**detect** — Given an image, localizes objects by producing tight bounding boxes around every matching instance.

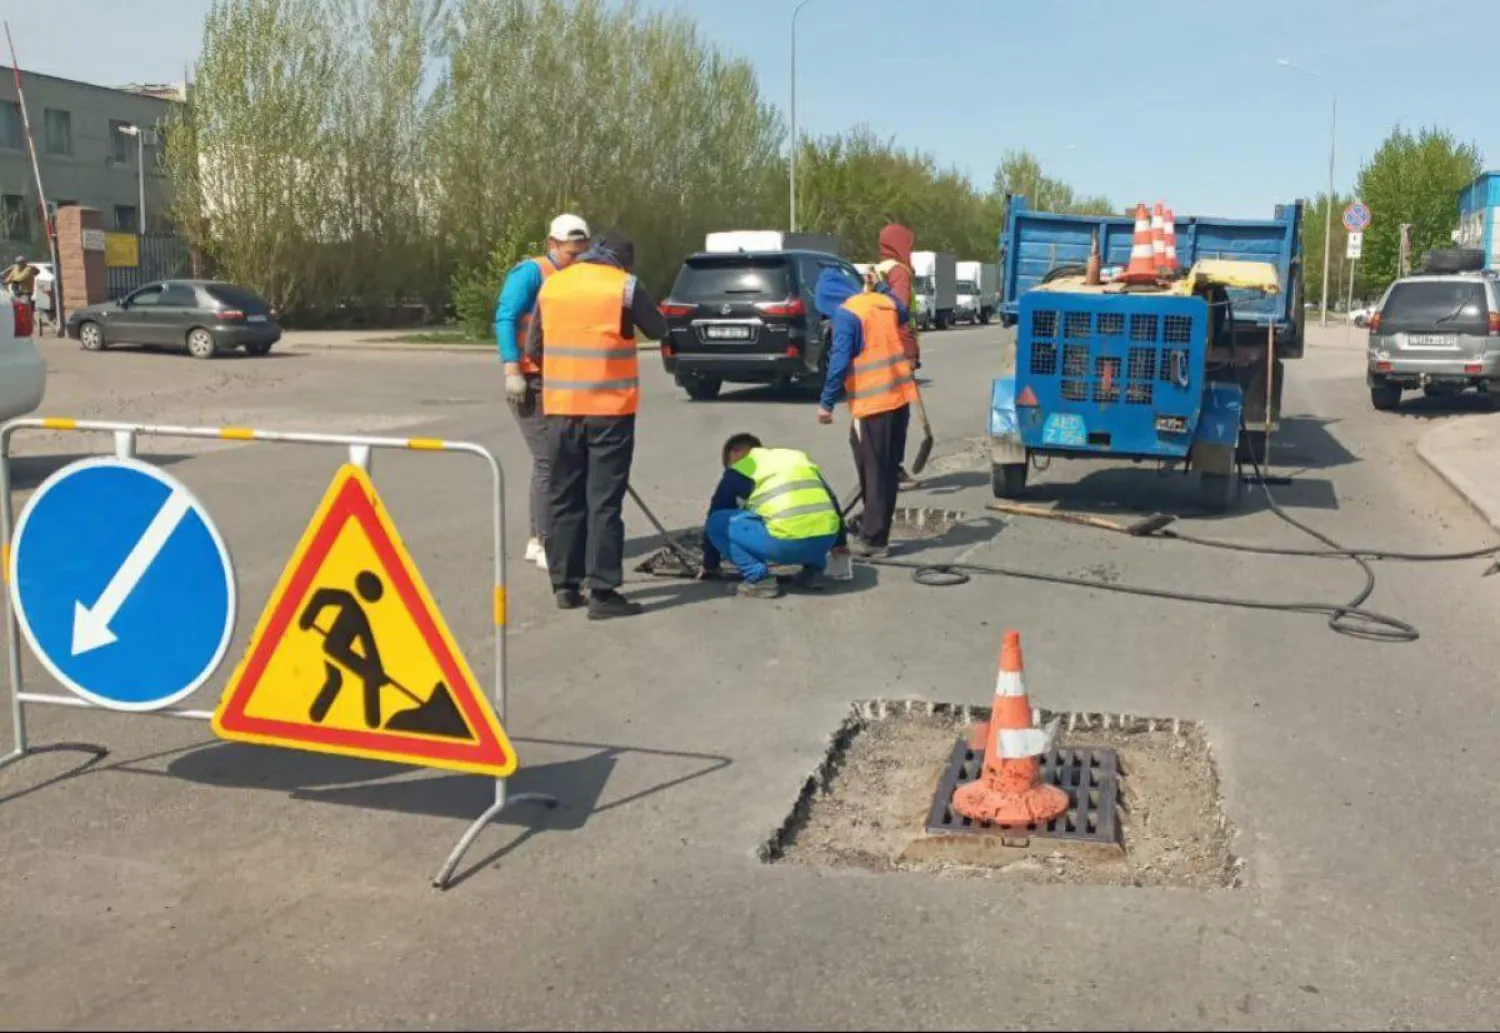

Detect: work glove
[505,373,528,402]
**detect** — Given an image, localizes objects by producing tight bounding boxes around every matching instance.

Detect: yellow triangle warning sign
[212,464,516,777]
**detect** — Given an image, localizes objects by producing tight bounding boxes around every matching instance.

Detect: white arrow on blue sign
[9,457,236,712]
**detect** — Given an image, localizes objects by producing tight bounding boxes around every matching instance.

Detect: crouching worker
[699,433,845,599]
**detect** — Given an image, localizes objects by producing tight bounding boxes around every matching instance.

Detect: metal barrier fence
[0,416,554,888]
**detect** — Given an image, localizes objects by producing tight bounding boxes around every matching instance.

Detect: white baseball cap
[548,213,590,242]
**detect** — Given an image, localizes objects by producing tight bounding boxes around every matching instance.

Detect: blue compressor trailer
[987,197,1305,510]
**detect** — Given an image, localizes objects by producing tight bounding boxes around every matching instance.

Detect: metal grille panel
[1164,314,1194,344]
[924,739,1122,845]
[1033,311,1058,338]
[1129,314,1159,342]
[1098,312,1126,336]
[1061,379,1088,402]
[1064,311,1092,339]
[1030,341,1058,376]
[1092,356,1121,403]
[1062,344,1090,377]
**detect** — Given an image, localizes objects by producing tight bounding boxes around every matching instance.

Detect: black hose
[862,458,1500,644]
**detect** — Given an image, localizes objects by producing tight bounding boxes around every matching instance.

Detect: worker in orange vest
[525,230,667,619]
[813,267,918,558]
[495,213,592,573]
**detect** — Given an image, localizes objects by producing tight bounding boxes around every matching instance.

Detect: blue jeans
[705,510,838,584]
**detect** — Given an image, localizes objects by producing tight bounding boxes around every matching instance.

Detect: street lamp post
[1276,58,1336,327]
[789,0,817,233]
[116,123,145,233]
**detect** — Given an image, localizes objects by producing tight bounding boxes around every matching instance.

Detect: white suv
[0,290,45,420]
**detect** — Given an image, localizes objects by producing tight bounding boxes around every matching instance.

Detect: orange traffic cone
[1120,203,1159,285]
[951,631,1070,826]
[1163,207,1180,275]
[1152,202,1169,275]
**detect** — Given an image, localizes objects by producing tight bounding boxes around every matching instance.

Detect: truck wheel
[991,462,1028,499]
[979,308,991,325]
[678,374,722,401]
[1370,383,1402,411]
[1199,471,1238,512]
[1236,430,1267,467]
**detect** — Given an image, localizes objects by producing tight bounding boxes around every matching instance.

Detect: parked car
[1348,304,1375,328]
[66,280,282,359]
[0,288,46,420]
[659,249,862,400]
[1366,272,1500,410]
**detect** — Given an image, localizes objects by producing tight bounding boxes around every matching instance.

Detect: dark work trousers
[546,414,636,593]
[508,375,551,540]
[848,404,910,547]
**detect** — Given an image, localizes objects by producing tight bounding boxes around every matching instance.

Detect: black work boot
[588,589,643,620]
[555,586,584,610]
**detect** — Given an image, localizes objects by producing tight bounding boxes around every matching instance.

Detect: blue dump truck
[988,197,1305,510]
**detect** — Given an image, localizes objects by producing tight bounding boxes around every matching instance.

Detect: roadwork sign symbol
[212,464,516,777]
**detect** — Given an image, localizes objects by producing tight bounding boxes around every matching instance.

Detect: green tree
[1355,126,1482,295]
[989,150,1113,216]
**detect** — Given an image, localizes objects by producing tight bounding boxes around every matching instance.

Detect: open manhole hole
[761,701,1240,888]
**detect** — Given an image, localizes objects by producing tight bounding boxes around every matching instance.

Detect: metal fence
[106,232,193,299]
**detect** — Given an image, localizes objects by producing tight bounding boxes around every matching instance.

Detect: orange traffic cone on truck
[1163,207,1180,274]
[1120,203,1159,285]
[951,631,1070,826]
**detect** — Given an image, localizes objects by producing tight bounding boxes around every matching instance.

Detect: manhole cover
[923,738,1121,847]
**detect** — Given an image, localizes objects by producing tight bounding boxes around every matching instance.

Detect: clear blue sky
[18,0,1500,218]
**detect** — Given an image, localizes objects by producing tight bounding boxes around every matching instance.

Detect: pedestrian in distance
[496,214,592,573]
[813,266,917,559]
[526,229,668,620]
[3,254,37,303]
[697,433,846,599]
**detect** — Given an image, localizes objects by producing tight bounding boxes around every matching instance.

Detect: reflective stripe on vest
[517,255,557,375]
[730,447,841,540]
[842,292,918,418]
[538,262,639,417]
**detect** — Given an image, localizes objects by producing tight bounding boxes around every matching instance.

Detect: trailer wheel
[1199,471,1238,512]
[991,462,1028,499]
[1236,429,1267,466]
[978,308,991,325]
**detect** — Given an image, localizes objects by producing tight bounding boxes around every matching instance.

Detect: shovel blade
[911,430,935,475]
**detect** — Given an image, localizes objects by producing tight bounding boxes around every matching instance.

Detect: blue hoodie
[493,253,561,365]
[814,268,908,412]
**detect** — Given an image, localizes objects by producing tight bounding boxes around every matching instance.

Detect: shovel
[626,484,701,570]
[910,380,935,475]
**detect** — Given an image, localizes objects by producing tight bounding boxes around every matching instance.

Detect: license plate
[1407,333,1456,347]
[247,314,267,323]
[704,324,751,340]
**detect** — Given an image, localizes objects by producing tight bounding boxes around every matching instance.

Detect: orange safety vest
[517,255,558,376]
[841,291,917,418]
[538,262,639,417]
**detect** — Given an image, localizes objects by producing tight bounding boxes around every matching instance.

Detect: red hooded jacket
[878,224,919,364]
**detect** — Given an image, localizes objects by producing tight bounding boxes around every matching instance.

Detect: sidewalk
[1416,414,1500,530]
[281,328,660,355]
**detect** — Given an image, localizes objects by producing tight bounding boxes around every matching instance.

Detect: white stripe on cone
[996,717,1060,759]
[994,668,1026,698]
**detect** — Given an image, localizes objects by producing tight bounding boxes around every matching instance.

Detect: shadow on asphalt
[6,452,194,492]
[1377,392,1500,420]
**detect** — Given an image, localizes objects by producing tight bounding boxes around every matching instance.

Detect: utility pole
[789,0,817,233]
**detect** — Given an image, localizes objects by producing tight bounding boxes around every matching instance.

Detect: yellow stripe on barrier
[41,417,77,430]
[407,437,445,451]
[1,543,8,585]
[219,427,257,441]
[493,585,506,626]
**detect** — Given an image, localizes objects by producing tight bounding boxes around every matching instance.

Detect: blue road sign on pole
[9,457,236,712]
[1343,202,1371,232]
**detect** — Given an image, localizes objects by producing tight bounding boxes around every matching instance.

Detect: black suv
[660,249,862,400]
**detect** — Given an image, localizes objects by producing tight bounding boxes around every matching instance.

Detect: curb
[284,338,662,356]
[1415,423,1500,532]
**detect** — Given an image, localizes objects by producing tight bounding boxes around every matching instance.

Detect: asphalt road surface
[2,323,1497,1030]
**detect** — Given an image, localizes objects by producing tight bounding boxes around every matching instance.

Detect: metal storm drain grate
[923,738,1121,847]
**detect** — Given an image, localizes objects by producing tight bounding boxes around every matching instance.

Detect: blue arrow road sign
[9,457,236,712]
